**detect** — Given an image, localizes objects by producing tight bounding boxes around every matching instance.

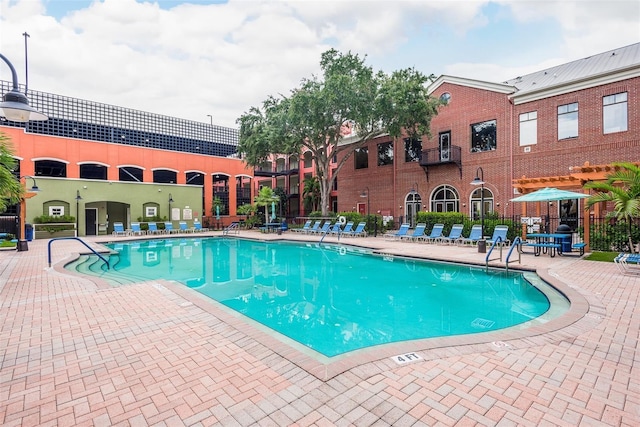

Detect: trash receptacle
[25,224,34,241]
[477,239,487,253]
[555,223,572,253]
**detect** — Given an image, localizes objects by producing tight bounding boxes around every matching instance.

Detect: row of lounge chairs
[113,221,207,236]
[384,223,510,246]
[290,220,367,237]
[614,253,640,275]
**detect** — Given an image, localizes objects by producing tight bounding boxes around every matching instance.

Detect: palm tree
[302,176,320,213]
[0,132,23,213]
[584,162,640,252]
[254,186,278,225]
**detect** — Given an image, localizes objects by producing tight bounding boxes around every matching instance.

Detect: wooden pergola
[512,161,640,253]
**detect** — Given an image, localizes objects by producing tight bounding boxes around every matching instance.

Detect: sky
[1,0,638,128]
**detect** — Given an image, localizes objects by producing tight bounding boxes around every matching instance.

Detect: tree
[302,176,321,213]
[584,162,640,252]
[0,132,22,213]
[237,49,442,216]
[254,186,278,224]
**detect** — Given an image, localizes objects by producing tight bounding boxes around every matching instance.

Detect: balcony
[254,167,300,177]
[419,145,462,180]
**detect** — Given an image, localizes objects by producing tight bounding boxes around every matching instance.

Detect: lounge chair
[344,222,366,237]
[178,221,193,233]
[305,220,322,234]
[311,221,332,235]
[400,223,426,241]
[487,225,510,246]
[164,222,178,234]
[192,221,208,232]
[291,220,312,233]
[458,224,483,246]
[420,223,445,244]
[614,253,640,275]
[341,221,354,235]
[112,222,127,237]
[130,222,145,236]
[437,224,464,245]
[384,223,410,240]
[147,222,162,235]
[329,222,343,235]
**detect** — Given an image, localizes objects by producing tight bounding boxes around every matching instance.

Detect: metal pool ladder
[48,237,110,269]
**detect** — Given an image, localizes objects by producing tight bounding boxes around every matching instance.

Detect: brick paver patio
[1,231,639,426]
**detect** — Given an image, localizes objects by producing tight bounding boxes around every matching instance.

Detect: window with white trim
[603,92,628,134]
[519,111,537,146]
[558,102,578,139]
[146,206,157,218]
[49,206,64,216]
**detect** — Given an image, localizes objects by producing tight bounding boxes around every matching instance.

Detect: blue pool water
[80,237,560,357]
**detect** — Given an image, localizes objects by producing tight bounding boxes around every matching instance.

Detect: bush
[33,214,75,224]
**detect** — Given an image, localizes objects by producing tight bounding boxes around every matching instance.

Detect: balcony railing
[419,145,462,180]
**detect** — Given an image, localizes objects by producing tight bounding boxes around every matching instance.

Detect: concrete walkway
[1,231,639,426]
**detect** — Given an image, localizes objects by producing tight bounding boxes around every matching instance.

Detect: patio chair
[340,221,354,235]
[311,221,332,235]
[437,224,464,245]
[130,222,145,236]
[419,223,445,244]
[178,221,193,233]
[487,225,510,246]
[344,222,367,237]
[400,223,426,241]
[164,222,179,234]
[384,223,410,240]
[329,222,343,235]
[191,221,208,232]
[305,220,322,234]
[147,222,162,235]
[112,222,127,237]
[614,253,640,275]
[291,220,312,233]
[458,224,483,246]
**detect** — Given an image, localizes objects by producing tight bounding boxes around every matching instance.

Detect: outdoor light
[470,167,485,240]
[168,193,174,219]
[16,175,40,252]
[0,53,48,122]
[75,190,83,237]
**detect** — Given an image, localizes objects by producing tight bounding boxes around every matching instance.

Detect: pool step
[67,253,148,286]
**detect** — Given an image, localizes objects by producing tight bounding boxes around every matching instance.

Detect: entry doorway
[85,208,97,236]
[405,192,422,227]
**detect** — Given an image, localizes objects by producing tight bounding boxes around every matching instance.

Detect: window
[377,141,393,166]
[519,112,537,146]
[79,163,107,180]
[303,152,313,168]
[35,160,67,177]
[49,206,64,216]
[404,137,421,162]
[354,147,368,169]
[119,166,143,182]
[470,188,493,220]
[153,169,177,184]
[603,92,628,134]
[470,120,497,152]
[431,185,459,212]
[145,206,157,218]
[439,92,451,104]
[558,102,578,139]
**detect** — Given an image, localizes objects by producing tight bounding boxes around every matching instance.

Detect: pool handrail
[484,236,504,268]
[48,237,110,269]
[504,237,524,271]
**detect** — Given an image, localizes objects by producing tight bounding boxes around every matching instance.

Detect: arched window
[470,187,494,219]
[431,185,460,212]
[35,159,67,177]
[404,191,422,227]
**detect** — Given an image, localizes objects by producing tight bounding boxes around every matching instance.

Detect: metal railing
[48,237,109,269]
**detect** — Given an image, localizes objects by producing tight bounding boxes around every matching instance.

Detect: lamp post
[0,53,48,122]
[360,186,376,236]
[16,176,39,252]
[168,193,174,221]
[75,190,83,237]
[470,167,486,252]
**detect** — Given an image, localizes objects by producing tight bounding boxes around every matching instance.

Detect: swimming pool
[71,237,567,357]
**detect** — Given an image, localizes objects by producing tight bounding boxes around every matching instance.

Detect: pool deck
[1,230,639,426]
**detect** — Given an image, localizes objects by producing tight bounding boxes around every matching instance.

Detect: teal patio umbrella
[510,187,589,203]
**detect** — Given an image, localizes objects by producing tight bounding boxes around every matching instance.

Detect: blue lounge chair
[292,220,312,233]
[305,220,322,234]
[112,222,127,237]
[164,222,177,234]
[400,223,426,241]
[614,253,640,275]
[329,222,343,235]
[341,221,354,234]
[178,221,193,233]
[385,223,410,240]
[420,223,445,244]
[192,221,207,232]
[459,224,483,246]
[147,222,162,235]
[437,224,464,245]
[311,221,332,235]
[344,222,366,237]
[130,222,145,236]
[487,225,510,246]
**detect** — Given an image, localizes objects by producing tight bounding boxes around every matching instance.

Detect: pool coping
[57,235,599,382]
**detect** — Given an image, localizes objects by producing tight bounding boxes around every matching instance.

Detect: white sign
[391,352,423,365]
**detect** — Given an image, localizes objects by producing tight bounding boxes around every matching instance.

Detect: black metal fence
[0,215,18,237]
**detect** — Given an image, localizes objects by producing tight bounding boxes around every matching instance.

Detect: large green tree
[584,162,640,252]
[0,132,22,213]
[237,49,441,216]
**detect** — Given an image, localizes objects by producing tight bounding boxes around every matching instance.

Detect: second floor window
[558,102,578,139]
[354,147,368,169]
[404,137,421,162]
[519,111,537,146]
[377,142,393,166]
[603,92,628,134]
[470,120,497,153]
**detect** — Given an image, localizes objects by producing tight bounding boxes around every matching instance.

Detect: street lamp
[75,190,83,237]
[470,167,485,237]
[168,193,174,221]
[0,53,48,122]
[16,176,39,252]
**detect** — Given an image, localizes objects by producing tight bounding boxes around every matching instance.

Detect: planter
[35,229,76,239]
